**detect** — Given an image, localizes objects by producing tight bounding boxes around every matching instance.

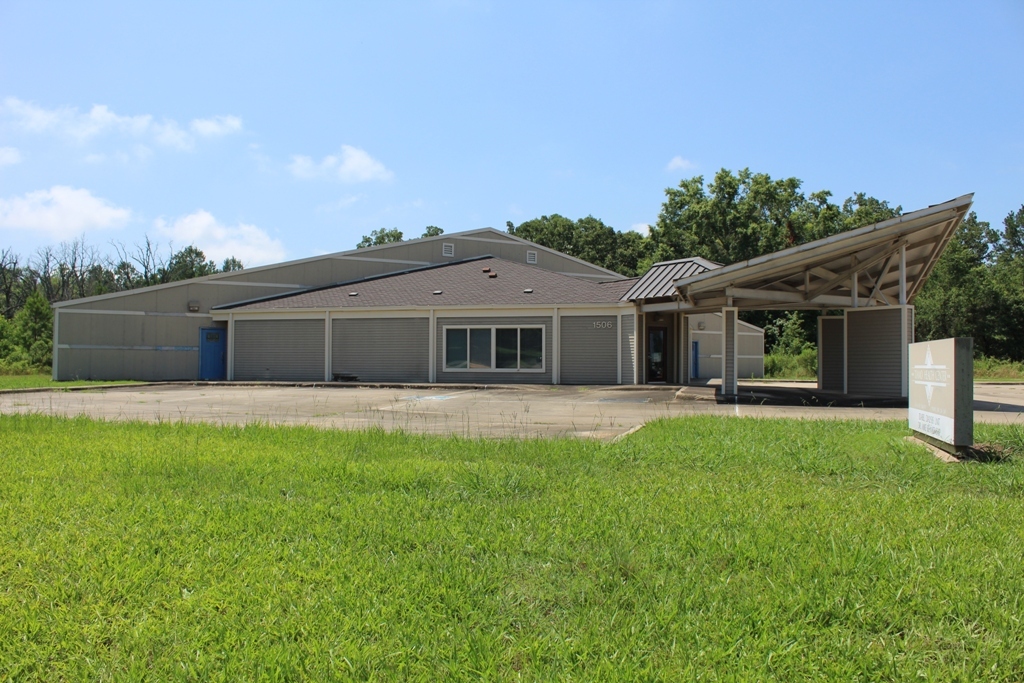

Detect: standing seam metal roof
[622,258,719,301]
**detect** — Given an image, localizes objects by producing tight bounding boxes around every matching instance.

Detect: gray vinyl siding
[332,318,429,382]
[723,309,737,392]
[436,316,552,384]
[234,319,325,381]
[738,358,763,379]
[818,317,845,391]
[846,308,903,397]
[559,315,618,385]
[678,316,689,384]
[621,314,636,385]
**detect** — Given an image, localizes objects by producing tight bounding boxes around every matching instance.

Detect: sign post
[908,337,973,453]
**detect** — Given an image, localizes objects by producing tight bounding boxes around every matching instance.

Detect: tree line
[0,239,242,371]
[505,169,1024,362]
[2,168,1021,372]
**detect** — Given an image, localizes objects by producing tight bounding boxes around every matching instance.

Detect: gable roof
[54,227,622,309]
[622,257,719,301]
[219,257,634,311]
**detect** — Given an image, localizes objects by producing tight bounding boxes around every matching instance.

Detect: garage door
[234,319,324,381]
[332,318,429,382]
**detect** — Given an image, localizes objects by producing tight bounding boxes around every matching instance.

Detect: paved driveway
[1,383,1022,439]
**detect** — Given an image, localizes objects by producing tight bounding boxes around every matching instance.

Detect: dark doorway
[647,326,667,382]
[199,327,227,380]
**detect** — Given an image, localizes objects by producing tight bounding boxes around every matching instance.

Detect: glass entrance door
[647,326,667,382]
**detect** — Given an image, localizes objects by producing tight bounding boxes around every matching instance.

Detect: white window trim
[442,325,546,373]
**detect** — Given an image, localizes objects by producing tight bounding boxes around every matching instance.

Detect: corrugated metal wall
[621,314,636,385]
[436,316,552,384]
[332,317,429,383]
[234,319,325,381]
[818,317,845,391]
[559,315,618,385]
[846,308,903,397]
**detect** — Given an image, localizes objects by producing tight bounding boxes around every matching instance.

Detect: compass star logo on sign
[913,343,948,407]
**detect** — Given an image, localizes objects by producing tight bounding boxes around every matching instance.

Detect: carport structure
[638,194,974,399]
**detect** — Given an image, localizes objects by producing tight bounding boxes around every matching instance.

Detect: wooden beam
[867,250,899,304]
[805,239,908,301]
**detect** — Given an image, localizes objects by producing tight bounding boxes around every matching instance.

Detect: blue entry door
[199,327,227,380]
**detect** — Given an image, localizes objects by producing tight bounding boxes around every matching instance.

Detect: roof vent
[526,251,538,264]
[523,288,533,294]
[482,267,491,273]
[442,243,455,257]
[488,272,497,279]
[433,290,443,295]
[348,292,358,297]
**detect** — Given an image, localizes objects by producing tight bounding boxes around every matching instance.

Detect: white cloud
[0,147,21,166]
[666,156,697,172]
[1,97,241,151]
[155,210,285,267]
[0,186,131,240]
[316,194,363,212]
[191,115,243,137]
[630,223,651,236]
[288,145,394,182]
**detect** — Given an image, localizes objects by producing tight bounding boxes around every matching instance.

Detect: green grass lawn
[0,373,142,390]
[1,415,1023,681]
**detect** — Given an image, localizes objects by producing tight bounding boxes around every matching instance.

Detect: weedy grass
[974,357,1024,381]
[0,373,142,390]
[1,415,1023,681]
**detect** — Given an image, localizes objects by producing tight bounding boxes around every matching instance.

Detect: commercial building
[55,193,971,397]
[53,228,761,385]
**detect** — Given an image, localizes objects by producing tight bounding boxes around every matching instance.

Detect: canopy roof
[642,194,973,314]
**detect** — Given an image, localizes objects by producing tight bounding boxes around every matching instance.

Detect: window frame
[442,325,546,373]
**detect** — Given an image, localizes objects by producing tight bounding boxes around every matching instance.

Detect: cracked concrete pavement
[2,382,1022,439]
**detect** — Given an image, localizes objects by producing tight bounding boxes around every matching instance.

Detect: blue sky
[1,1,1022,266]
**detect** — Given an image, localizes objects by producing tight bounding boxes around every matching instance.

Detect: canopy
[639,194,973,314]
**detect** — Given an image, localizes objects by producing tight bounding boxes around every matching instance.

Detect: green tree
[357,228,404,248]
[12,289,53,367]
[507,215,650,276]
[422,226,443,238]
[913,212,1003,356]
[221,257,245,272]
[160,246,218,282]
[650,168,806,266]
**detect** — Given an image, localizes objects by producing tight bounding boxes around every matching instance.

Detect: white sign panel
[908,338,973,447]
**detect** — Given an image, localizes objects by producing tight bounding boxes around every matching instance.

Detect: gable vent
[442,243,455,257]
[526,250,538,264]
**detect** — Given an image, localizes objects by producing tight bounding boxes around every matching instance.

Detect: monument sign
[908,337,973,450]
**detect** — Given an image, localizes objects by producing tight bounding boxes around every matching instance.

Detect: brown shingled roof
[224,257,634,310]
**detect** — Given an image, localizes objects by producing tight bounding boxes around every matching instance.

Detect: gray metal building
[52,229,625,382]
[52,193,970,398]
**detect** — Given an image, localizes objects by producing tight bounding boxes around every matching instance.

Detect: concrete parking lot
[2,382,1022,439]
